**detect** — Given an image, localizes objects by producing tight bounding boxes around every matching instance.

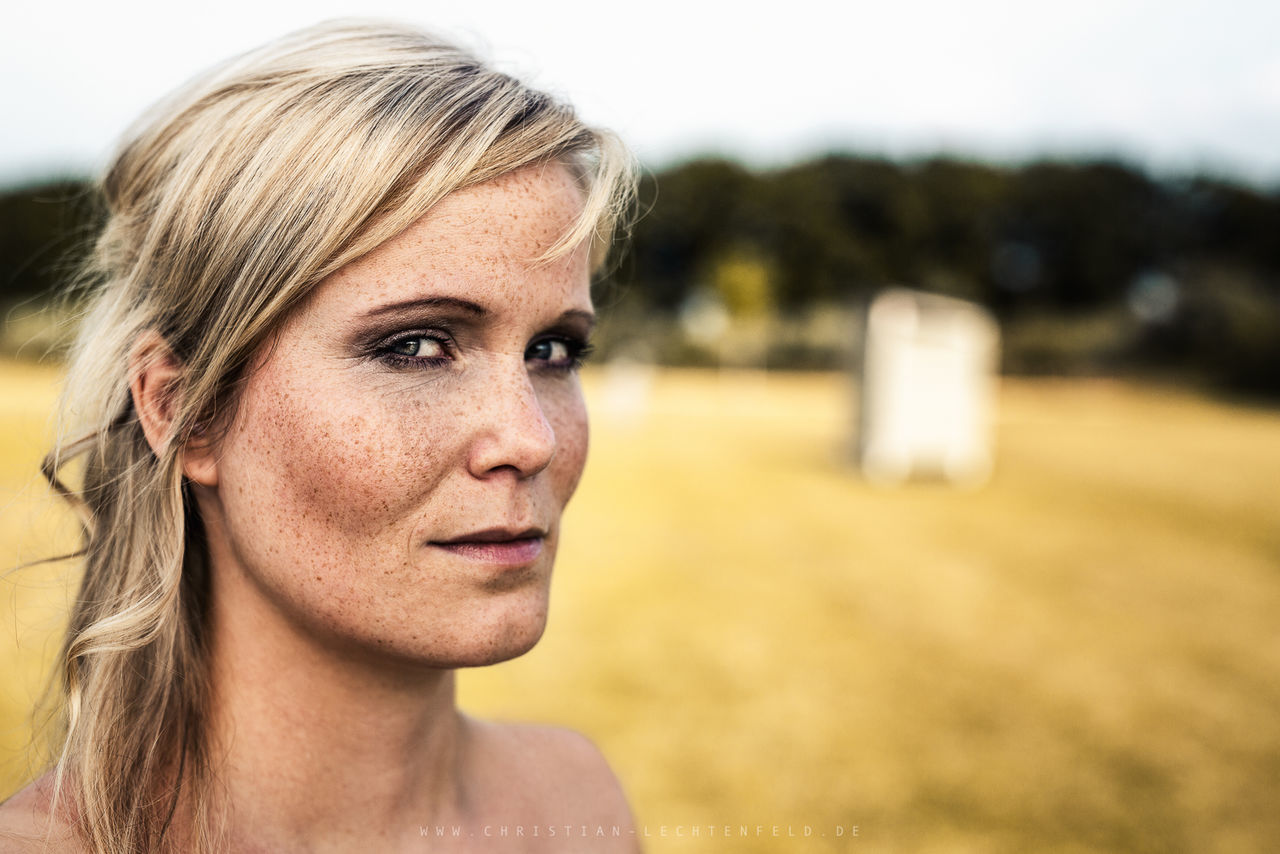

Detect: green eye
[389,336,445,358]
[391,339,421,356]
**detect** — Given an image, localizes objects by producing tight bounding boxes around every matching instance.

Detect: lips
[429,526,546,565]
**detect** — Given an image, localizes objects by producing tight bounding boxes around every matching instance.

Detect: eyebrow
[363,296,488,318]
[361,296,596,329]
[556,308,598,330]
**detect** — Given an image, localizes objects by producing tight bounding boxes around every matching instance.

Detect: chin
[405,589,552,669]
[439,616,548,668]
[456,629,546,667]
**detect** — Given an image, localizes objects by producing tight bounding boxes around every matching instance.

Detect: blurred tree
[763,155,905,309]
[908,158,1008,304]
[1180,179,1280,282]
[0,179,100,301]
[995,161,1179,313]
[625,158,756,311]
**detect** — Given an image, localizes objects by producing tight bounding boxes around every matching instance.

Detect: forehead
[325,163,590,308]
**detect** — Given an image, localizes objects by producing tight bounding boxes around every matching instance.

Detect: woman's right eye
[389,336,443,357]
[378,334,451,366]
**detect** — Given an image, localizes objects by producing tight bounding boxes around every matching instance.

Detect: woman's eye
[380,335,449,363]
[527,337,591,370]
[529,339,568,362]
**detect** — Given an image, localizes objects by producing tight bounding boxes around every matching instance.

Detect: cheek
[548,384,590,503]
[216,369,456,576]
[214,362,589,584]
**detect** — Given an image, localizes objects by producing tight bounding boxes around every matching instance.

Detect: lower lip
[431,537,544,566]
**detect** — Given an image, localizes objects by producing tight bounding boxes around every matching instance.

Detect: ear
[128,331,219,487]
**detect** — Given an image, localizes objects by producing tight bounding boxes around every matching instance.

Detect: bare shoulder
[0,776,85,853]
[464,717,639,851]
[497,721,630,804]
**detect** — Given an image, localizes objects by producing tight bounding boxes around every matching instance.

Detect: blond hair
[39,19,635,853]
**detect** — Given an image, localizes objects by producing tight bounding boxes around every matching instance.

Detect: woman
[0,19,638,853]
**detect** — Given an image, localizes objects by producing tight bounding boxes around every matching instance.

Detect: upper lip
[432,526,546,545]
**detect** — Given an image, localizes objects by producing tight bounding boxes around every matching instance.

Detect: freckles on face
[204,163,594,666]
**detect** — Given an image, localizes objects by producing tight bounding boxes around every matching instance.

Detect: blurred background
[2,1,1278,851]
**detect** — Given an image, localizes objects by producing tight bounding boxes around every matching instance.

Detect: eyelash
[374,332,593,373]
[376,333,453,369]
[528,337,594,372]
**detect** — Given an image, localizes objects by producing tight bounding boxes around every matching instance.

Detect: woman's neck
[201,565,471,853]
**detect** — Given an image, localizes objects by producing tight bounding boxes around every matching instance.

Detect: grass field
[2,361,1278,852]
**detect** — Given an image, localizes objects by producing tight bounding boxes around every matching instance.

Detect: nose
[466,365,556,480]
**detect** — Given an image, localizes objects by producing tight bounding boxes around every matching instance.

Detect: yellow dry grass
[2,361,1278,853]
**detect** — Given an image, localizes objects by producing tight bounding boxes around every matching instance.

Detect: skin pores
[190,163,593,670]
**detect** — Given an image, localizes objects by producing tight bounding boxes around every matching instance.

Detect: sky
[4,0,1280,187]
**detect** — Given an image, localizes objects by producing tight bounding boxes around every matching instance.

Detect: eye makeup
[351,306,595,374]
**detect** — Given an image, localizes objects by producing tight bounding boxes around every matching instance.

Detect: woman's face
[196,163,593,667]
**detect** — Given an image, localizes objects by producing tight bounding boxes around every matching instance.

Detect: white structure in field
[857,288,999,485]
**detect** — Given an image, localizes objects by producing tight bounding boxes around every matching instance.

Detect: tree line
[2,156,1278,395]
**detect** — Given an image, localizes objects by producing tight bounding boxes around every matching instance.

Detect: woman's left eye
[526,337,591,370]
